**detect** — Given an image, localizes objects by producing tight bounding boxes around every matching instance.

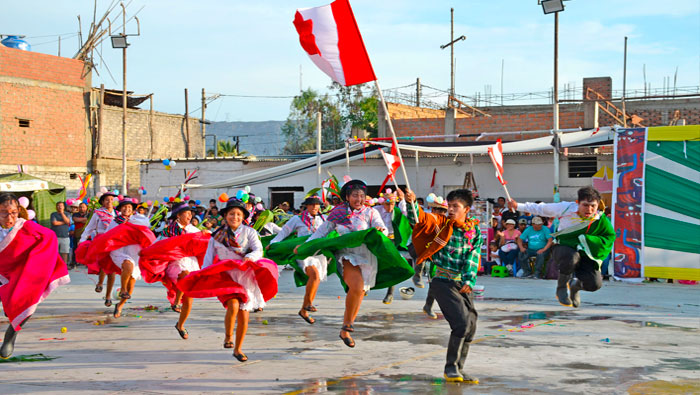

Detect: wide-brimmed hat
[116,198,138,211]
[428,200,448,209]
[532,216,544,225]
[303,196,322,206]
[339,180,367,201]
[220,198,250,219]
[505,219,516,225]
[169,202,196,220]
[98,192,118,205]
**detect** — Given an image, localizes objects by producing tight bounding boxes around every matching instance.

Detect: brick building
[0,45,204,196]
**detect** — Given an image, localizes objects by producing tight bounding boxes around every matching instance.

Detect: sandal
[171,304,182,313]
[113,305,122,318]
[119,292,131,300]
[104,299,112,307]
[95,284,103,293]
[339,333,355,348]
[341,324,354,333]
[304,305,317,312]
[175,324,188,339]
[223,341,234,349]
[298,311,315,325]
[253,308,263,313]
[233,352,248,362]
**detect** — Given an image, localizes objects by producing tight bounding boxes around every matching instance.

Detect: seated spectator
[206,207,222,226]
[483,241,501,275]
[518,211,533,226]
[202,217,215,233]
[517,218,528,233]
[498,219,521,275]
[517,216,553,278]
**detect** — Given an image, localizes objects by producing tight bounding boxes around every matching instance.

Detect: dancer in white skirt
[106,198,153,318]
[298,180,387,348]
[269,196,327,324]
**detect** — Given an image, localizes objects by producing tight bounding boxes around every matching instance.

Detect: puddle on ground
[620,320,698,332]
[660,358,700,371]
[363,333,446,346]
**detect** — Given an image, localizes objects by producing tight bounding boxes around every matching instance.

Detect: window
[568,157,597,178]
[18,119,30,128]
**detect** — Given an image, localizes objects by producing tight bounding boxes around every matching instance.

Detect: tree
[207,140,249,157]
[281,83,378,154]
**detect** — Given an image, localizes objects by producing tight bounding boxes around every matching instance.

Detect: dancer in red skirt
[179,197,278,362]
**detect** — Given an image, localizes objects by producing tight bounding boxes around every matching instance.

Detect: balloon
[343,175,352,183]
[113,189,120,195]
[195,200,201,205]
[174,197,181,203]
[218,193,229,203]
[165,165,172,171]
[18,196,29,208]
[426,195,435,204]
[162,159,170,166]
[142,190,147,195]
[241,192,249,203]
[235,190,244,200]
[184,195,190,201]
[83,198,88,204]
[436,196,444,204]
[377,198,385,204]
[255,203,263,211]
[244,186,251,193]
[254,197,262,203]
[154,201,160,206]
[386,188,392,194]
[146,200,152,205]
[170,161,177,167]
[132,198,139,204]
[100,186,108,193]
[26,209,36,220]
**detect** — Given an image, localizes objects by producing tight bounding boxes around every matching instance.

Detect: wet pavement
[1,267,699,394]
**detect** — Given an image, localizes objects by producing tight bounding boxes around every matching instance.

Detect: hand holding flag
[488,139,515,212]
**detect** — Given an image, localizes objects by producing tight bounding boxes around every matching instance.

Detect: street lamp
[539,0,565,199]
[109,2,140,196]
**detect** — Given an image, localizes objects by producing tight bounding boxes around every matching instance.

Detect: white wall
[139,153,612,208]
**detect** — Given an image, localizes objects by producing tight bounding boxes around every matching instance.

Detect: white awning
[0,179,51,192]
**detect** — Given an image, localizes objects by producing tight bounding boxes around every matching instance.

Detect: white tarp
[183,128,613,190]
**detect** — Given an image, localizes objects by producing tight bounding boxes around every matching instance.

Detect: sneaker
[382,294,393,305]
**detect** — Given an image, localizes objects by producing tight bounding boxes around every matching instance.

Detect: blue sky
[4,0,699,121]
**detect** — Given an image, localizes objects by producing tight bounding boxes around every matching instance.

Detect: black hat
[169,202,196,220]
[220,198,250,219]
[303,196,322,206]
[116,198,138,211]
[339,180,367,201]
[98,192,118,205]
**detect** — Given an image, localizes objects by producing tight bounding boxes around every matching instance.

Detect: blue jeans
[498,248,518,268]
[518,249,547,277]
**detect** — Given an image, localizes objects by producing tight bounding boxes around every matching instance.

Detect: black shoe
[444,335,465,382]
[412,273,425,288]
[556,274,572,306]
[569,278,583,308]
[423,304,438,319]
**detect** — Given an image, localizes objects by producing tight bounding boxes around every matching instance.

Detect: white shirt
[202,225,263,268]
[79,208,116,242]
[307,205,388,242]
[270,213,326,243]
[517,201,599,233]
[374,200,407,236]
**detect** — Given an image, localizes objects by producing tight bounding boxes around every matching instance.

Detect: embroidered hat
[339,179,367,201]
[98,192,118,205]
[220,198,250,219]
[302,196,323,206]
[116,198,138,211]
[169,202,196,220]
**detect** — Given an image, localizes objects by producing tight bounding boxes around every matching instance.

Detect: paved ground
[1,267,699,394]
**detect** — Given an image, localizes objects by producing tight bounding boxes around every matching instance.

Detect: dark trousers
[430,278,478,341]
[552,245,603,292]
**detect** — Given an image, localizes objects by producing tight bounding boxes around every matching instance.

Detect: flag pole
[374,79,418,222]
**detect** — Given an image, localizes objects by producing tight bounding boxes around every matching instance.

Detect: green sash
[391,209,413,251]
[553,213,615,266]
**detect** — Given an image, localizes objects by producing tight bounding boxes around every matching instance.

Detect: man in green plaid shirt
[404,188,481,384]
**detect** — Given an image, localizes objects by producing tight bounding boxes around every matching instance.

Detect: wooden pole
[374,80,417,222]
[97,84,104,159]
[184,88,190,157]
[201,88,207,157]
[149,94,154,159]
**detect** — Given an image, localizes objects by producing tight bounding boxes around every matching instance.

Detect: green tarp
[0,173,66,228]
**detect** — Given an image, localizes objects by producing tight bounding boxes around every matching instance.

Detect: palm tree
[206,140,249,157]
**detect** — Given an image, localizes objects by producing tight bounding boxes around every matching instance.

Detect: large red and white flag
[487,139,507,185]
[293,0,376,86]
[378,142,401,191]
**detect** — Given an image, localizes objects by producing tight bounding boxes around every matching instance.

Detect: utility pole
[440,8,466,100]
[201,88,207,157]
[416,77,421,107]
[316,112,322,186]
[121,6,127,195]
[552,11,560,198]
[184,88,190,157]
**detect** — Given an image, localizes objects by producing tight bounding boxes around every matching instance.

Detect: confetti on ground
[39,338,66,341]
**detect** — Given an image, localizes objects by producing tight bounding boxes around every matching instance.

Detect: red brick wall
[583,77,612,99]
[0,46,85,87]
[0,46,87,167]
